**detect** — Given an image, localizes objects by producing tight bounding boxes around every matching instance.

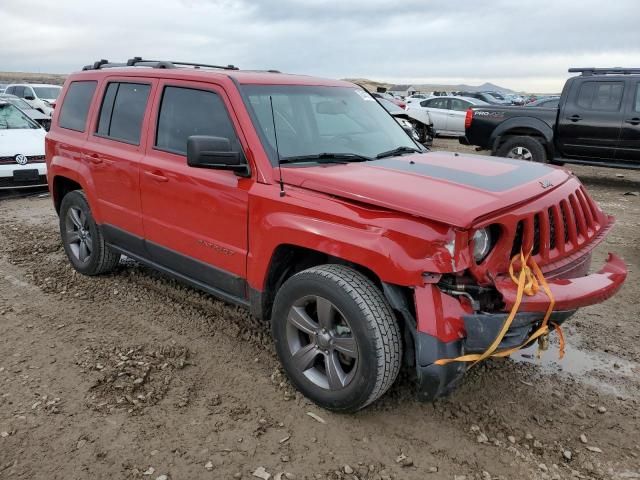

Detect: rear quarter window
[58,81,98,132]
[96,82,150,145]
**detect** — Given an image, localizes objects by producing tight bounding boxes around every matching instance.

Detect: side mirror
[24,95,35,101]
[187,136,249,175]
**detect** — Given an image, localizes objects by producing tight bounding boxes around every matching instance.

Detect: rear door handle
[83,153,102,164]
[144,170,168,182]
[567,114,582,122]
[625,117,640,125]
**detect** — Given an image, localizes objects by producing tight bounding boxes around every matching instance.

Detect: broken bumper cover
[412,253,627,401]
[494,253,627,312]
[462,309,575,353]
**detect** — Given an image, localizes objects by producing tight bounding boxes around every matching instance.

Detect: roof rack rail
[569,67,640,76]
[82,57,239,71]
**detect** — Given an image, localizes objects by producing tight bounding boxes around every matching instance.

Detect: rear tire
[59,190,120,276]
[271,265,402,412]
[496,135,547,163]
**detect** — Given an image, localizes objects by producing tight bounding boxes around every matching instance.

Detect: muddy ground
[0,138,638,480]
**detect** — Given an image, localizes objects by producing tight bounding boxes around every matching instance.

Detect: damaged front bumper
[410,253,627,401]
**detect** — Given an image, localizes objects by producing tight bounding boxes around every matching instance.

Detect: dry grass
[0,71,66,85]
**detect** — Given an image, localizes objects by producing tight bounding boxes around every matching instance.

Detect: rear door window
[96,82,150,144]
[576,81,624,111]
[155,86,240,155]
[59,81,97,132]
[423,98,449,109]
[634,83,640,113]
[449,98,470,111]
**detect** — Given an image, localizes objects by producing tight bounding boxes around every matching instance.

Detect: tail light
[464,108,473,129]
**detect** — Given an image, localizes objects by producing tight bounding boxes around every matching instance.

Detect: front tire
[59,190,120,276]
[271,265,402,412]
[496,135,547,163]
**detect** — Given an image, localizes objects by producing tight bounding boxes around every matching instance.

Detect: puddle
[511,338,640,396]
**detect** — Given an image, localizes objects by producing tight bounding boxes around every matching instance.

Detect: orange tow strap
[435,248,562,367]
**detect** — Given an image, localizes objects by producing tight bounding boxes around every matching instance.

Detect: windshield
[0,103,40,129]
[377,98,405,114]
[2,96,32,110]
[241,85,417,165]
[32,86,61,99]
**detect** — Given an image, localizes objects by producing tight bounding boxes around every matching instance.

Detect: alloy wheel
[507,146,533,161]
[65,206,93,263]
[285,295,358,390]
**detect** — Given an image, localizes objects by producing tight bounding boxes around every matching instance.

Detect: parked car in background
[378,97,434,146]
[504,93,525,105]
[405,93,430,105]
[407,95,488,136]
[461,67,640,169]
[4,83,62,116]
[0,83,8,94]
[458,91,511,105]
[0,94,52,130]
[0,100,47,189]
[526,96,561,108]
[372,92,406,109]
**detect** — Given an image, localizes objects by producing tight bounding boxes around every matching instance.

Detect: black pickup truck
[461,68,640,169]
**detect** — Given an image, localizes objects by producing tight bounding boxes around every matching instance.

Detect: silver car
[406,96,488,136]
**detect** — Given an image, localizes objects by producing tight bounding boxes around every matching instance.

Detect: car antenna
[269,95,285,197]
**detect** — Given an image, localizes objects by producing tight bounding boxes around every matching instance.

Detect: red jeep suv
[46,58,627,412]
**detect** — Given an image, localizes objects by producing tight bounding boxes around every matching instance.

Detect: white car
[0,100,47,189]
[4,83,62,117]
[406,95,489,136]
[405,93,431,105]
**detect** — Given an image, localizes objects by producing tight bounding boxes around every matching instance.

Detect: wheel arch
[490,118,555,158]
[52,175,83,213]
[251,243,417,368]
[251,243,386,321]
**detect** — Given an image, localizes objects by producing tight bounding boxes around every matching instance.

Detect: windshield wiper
[279,152,371,164]
[375,146,421,159]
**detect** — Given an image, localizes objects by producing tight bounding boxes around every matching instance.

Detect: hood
[391,109,431,127]
[280,151,570,228]
[23,108,49,120]
[0,128,46,157]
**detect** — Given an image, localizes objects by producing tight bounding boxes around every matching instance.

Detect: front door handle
[625,117,640,125]
[568,114,582,122]
[144,170,168,183]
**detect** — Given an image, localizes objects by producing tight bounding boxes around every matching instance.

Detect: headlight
[472,228,493,263]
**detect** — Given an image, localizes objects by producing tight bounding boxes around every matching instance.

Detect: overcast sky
[3,0,640,92]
